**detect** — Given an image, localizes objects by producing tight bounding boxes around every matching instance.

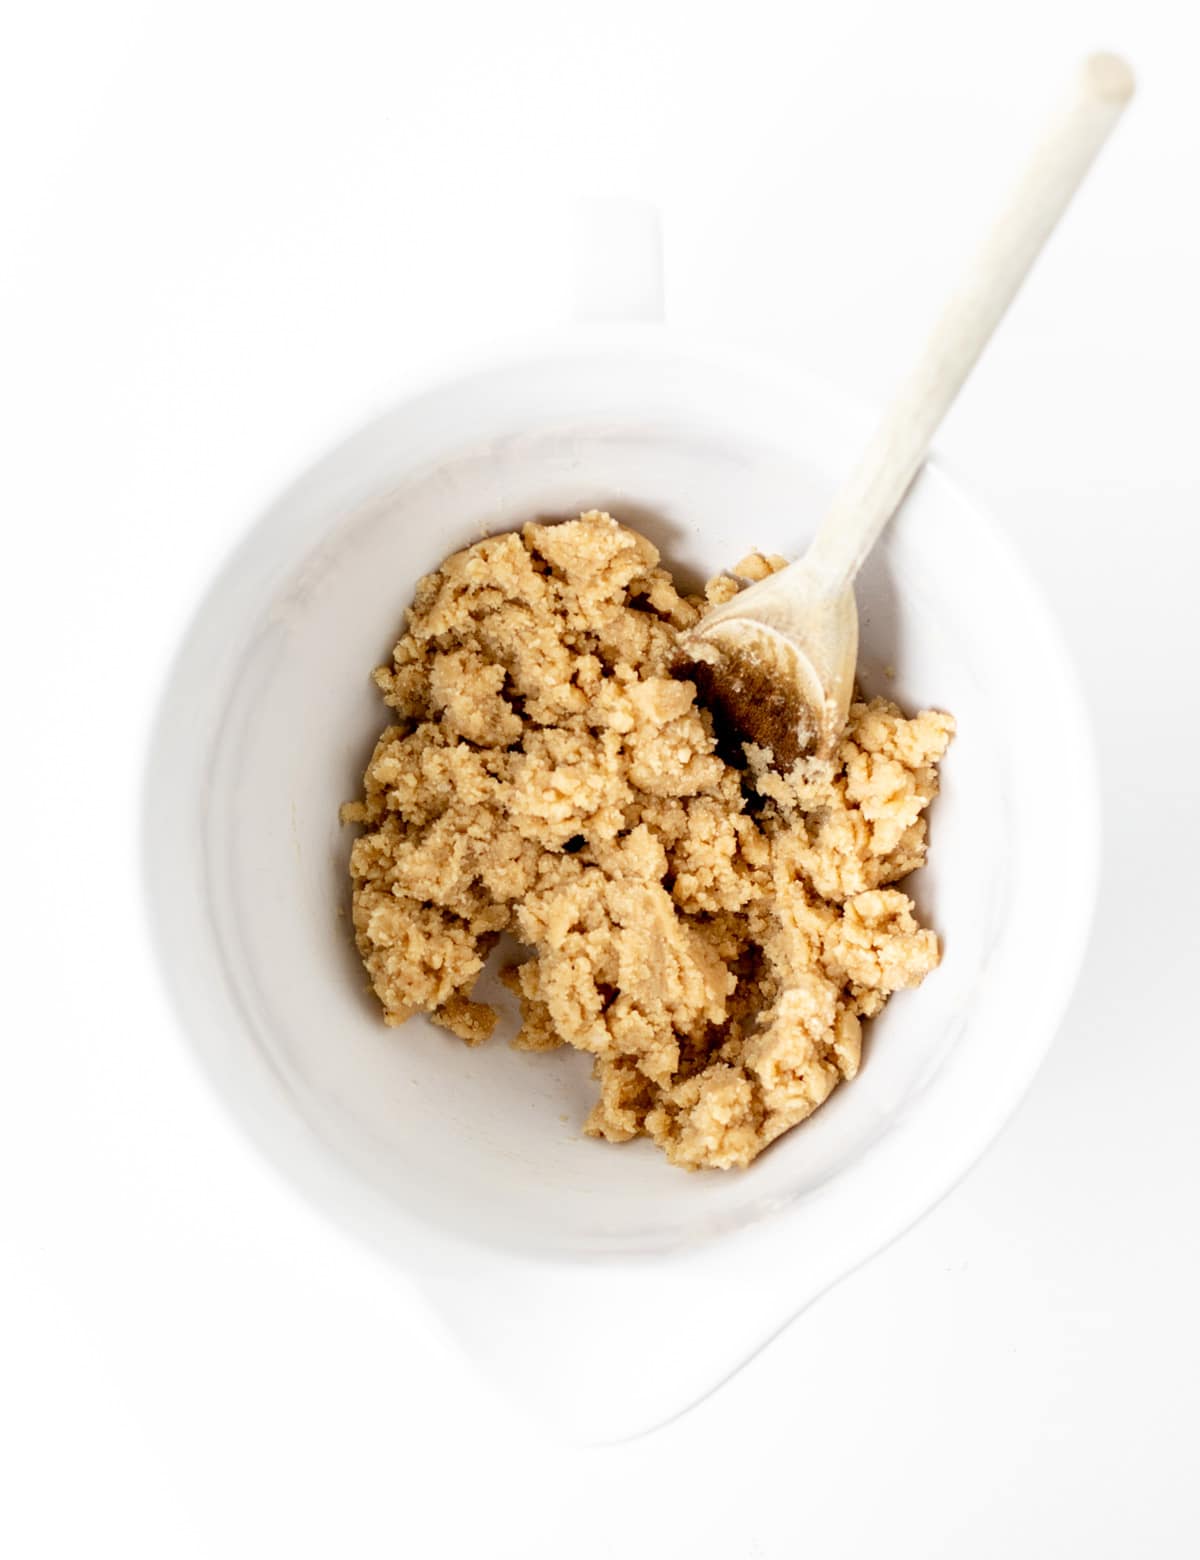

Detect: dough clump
[344,512,953,1169]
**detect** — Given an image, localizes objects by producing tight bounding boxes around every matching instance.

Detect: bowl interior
[147,337,1085,1263]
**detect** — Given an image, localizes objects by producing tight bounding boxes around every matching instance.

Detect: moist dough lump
[343,512,953,1169]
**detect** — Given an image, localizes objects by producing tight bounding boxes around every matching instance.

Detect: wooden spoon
[682,52,1134,767]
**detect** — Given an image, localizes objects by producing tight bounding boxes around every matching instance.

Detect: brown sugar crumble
[342,511,953,1169]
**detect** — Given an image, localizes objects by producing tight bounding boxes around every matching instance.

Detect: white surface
[3,0,1198,1554]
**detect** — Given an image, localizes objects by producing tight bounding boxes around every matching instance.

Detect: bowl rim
[140,323,1101,1282]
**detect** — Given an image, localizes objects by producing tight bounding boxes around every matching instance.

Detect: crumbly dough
[343,512,953,1169]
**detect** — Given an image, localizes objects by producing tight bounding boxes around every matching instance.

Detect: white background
[4,1,1198,1555]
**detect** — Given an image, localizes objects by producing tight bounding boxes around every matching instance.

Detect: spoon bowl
[684,575,857,764]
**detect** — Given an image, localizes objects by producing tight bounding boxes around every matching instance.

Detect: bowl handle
[570,198,665,324]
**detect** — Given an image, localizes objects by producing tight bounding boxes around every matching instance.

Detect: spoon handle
[803,52,1134,598]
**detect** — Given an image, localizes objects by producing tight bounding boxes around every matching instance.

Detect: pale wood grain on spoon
[682,52,1134,766]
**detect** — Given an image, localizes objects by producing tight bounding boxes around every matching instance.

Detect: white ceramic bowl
[143,327,1098,1439]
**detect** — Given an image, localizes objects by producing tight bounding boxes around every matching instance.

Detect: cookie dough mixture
[343,511,953,1169]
